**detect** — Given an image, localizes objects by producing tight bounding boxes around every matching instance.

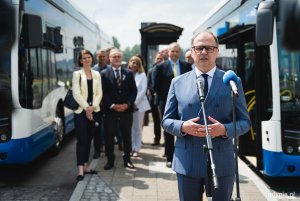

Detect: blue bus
[193,0,300,177]
[0,0,112,164]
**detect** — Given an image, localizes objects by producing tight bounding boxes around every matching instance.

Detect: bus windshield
[277,31,300,112]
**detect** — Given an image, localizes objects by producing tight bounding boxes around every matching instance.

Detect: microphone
[196,78,205,102]
[223,70,239,97]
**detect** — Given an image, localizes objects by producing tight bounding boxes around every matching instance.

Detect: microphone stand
[231,91,241,201]
[198,95,219,200]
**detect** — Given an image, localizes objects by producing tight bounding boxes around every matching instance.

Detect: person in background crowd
[105,47,114,65]
[105,47,124,151]
[135,54,150,129]
[160,47,169,61]
[147,52,163,146]
[128,56,150,157]
[152,42,192,168]
[73,49,103,181]
[101,49,137,170]
[92,49,109,158]
[162,31,250,200]
[185,49,194,64]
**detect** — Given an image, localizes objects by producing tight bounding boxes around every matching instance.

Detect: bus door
[217,28,272,169]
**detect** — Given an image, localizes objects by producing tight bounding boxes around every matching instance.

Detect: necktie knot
[201,73,208,80]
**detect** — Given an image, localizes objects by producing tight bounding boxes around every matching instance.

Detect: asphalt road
[0,133,78,201]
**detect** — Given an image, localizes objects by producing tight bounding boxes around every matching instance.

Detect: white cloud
[70,0,221,50]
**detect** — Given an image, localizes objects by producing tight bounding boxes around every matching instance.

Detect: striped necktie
[115,69,121,86]
[201,74,208,98]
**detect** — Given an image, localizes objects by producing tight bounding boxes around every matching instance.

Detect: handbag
[64,89,79,110]
[64,73,81,110]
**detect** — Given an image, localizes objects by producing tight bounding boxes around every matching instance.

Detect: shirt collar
[169,58,179,65]
[195,66,216,78]
[112,66,121,71]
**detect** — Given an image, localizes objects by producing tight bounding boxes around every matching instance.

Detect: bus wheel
[50,109,64,156]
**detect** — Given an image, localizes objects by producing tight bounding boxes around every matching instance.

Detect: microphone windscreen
[223,70,239,86]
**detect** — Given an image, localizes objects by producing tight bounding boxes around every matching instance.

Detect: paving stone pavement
[70,121,272,201]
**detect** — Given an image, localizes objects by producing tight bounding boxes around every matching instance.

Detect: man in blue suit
[162,31,250,201]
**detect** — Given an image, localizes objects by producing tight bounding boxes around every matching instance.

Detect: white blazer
[72,68,102,114]
[134,72,151,113]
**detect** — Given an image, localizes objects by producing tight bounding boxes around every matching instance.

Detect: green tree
[122,44,141,63]
[131,44,141,56]
[122,47,131,63]
[112,36,120,49]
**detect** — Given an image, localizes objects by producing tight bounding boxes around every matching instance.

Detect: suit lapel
[108,66,118,85]
[91,70,97,95]
[79,68,87,91]
[203,68,223,109]
[164,61,173,77]
[185,71,202,117]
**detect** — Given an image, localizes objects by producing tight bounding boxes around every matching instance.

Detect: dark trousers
[74,111,95,166]
[104,112,133,163]
[160,106,174,162]
[177,173,234,201]
[164,130,174,162]
[151,104,161,142]
[93,111,105,154]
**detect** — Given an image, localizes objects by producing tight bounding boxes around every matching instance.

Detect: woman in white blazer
[128,56,150,157]
[72,49,102,181]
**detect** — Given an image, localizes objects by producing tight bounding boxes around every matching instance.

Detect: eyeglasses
[192,46,218,53]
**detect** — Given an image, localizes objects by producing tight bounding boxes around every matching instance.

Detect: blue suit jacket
[162,68,250,178]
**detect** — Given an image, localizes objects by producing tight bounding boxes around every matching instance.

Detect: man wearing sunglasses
[162,31,250,201]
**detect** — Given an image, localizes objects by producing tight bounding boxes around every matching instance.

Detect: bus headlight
[0,133,8,142]
[286,145,294,154]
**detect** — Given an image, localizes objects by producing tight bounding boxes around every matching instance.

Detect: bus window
[49,51,57,91]
[244,42,255,92]
[277,41,300,107]
[216,43,237,71]
[40,49,49,99]
[30,48,42,108]
[19,49,33,108]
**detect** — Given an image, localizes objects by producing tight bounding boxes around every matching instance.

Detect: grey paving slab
[70,121,271,201]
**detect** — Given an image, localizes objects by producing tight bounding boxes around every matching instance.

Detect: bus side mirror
[256,1,275,46]
[23,14,43,48]
[281,0,300,50]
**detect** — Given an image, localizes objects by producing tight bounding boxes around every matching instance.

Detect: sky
[69,0,221,50]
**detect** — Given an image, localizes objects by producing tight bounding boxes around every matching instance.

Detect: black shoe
[84,169,98,174]
[93,153,100,159]
[76,175,84,181]
[124,160,135,169]
[104,162,114,170]
[151,140,160,146]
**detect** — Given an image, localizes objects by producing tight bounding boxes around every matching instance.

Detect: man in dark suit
[162,31,250,201]
[152,42,192,168]
[147,52,164,146]
[101,48,137,170]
